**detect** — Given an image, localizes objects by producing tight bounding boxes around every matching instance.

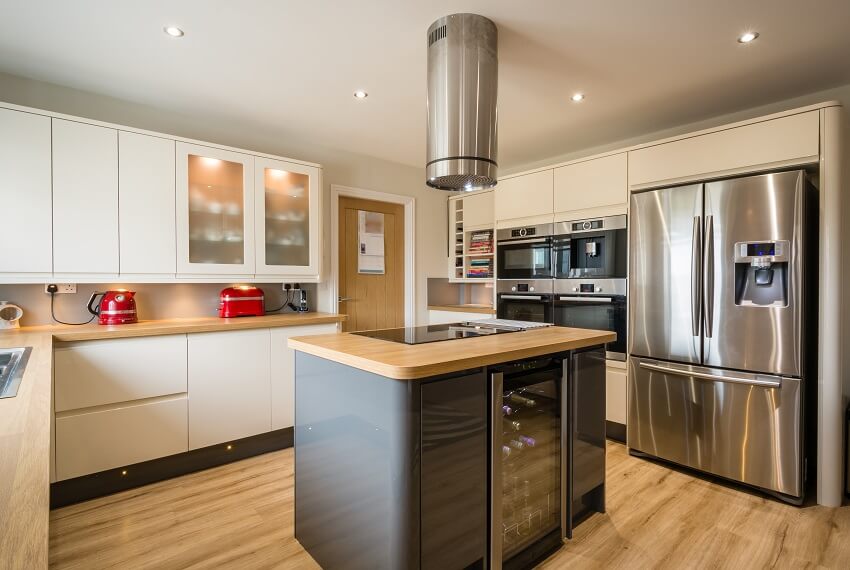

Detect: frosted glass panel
[264,167,310,267]
[187,154,244,264]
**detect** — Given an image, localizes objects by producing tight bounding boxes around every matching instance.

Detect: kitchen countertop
[288,325,615,380]
[0,312,345,569]
[427,304,496,314]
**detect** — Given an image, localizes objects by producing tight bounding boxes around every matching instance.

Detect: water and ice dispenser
[733,240,790,307]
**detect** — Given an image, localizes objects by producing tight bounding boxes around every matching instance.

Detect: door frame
[328,184,416,327]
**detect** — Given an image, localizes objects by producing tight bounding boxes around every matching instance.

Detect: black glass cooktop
[353,323,518,345]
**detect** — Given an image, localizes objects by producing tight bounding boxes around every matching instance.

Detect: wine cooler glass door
[491,361,564,568]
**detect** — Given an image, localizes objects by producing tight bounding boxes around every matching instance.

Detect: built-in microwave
[553,215,626,280]
[496,224,554,281]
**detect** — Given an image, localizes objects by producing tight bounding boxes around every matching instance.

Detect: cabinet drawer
[628,111,819,188]
[54,335,188,412]
[55,395,188,480]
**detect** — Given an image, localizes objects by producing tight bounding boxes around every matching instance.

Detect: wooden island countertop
[288,325,615,380]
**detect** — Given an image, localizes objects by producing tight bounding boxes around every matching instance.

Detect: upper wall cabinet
[461,190,494,230]
[52,119,119,276]
[176,142,255,276]
[554,153,627,221]
[628,111,820,188]
[0,109,52,277]
[254,157,321,278]
[494,170,553,224]
[119,132,177,276]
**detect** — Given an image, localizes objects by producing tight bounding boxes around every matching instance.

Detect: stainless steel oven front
[496,224,554,281]
[496,280,554,324]
[553,279,627,360]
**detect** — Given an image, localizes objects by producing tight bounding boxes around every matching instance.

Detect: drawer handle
[639,361,781,388]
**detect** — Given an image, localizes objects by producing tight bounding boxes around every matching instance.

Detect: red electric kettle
[87,290,138,325]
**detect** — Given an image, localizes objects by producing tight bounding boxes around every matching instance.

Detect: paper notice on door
[358,210,385,274]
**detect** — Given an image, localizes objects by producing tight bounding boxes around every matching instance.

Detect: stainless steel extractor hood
[426,13,498,191]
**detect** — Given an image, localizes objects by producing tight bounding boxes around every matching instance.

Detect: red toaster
[219,286,265,318]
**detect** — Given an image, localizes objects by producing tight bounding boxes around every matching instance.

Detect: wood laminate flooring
[49,442,850,569]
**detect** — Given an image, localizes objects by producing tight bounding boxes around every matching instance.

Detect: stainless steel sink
[0,347,32,399]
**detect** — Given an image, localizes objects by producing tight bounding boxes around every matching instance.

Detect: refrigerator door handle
[703,215,715,338]
[691,216,702,337]
[490,371,504,570]
[638,361,781,388]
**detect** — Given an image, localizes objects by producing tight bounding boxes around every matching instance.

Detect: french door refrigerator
[628,170,815,503]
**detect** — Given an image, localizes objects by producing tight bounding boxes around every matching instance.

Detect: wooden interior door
[338,197,405,332]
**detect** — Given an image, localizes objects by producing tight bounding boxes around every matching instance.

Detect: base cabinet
[188,329,272,449]
[271,323,337,430]
[56,396,188,480]
[605,360,628,427]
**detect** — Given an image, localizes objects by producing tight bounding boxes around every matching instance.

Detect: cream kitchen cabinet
[554,153,627,221]
[428,309,492,325]
[254,157,321,279]
[628,110,820,188]
[0,108,52,277]
[52,118,119,277]
[606,360,628,428]
[176,142,256,277]
[188,329,271,449]
[270,323,338,430]
[460,190,494,230]
[494,169,553,226]
[53,335,189,481]
[119,132,177,276]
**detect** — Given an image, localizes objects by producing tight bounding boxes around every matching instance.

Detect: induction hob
[353,322,521,345]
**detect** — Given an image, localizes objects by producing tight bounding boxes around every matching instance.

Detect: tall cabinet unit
[448,190,495,282]
[254,157,321,279]
[0,108,52,278]
[176,142,255,277]
[52,119,119,277]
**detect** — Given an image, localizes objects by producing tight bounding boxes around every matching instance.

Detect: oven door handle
[500,295,544,300]
[557,296,613,303]
[497,237,550,245]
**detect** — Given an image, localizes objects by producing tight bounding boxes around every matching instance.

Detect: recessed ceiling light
[353,90,368,99]
[571,93,585,102]
[164,26,185,38]
[737,31,759,43]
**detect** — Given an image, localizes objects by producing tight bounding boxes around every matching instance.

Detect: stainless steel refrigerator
[627,170,816,503]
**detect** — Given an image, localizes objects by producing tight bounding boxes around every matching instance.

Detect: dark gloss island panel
[293,346,606,570]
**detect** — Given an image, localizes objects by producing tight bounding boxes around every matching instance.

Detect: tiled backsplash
[0,283,318,326]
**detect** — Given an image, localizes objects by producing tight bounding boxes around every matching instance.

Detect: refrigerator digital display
[747,242,776,256]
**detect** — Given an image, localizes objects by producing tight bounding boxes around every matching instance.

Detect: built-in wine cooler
[490,348,607,570]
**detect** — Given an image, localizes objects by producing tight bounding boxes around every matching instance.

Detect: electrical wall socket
[45,283,77,294]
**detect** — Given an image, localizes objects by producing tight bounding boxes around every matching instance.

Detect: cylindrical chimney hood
[426,14,498,191]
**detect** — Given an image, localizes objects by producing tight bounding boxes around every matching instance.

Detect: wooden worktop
[288,326,615,380]
[0,312,344,569]
[14,312,346,342]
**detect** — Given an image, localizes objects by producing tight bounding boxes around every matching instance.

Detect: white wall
[0,72,447,325]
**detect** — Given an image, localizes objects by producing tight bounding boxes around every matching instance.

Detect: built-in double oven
[495,216,628,359]
[553,215,627,360]
[496,224,554,324]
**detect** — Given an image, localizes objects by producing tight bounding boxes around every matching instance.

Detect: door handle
[501,295,542,300]
[691,216,701,337]
[338,296,353,302]
[558,296,612,303]
[490,371,504,570]
[703,215,714,338]
[639,361,781,388]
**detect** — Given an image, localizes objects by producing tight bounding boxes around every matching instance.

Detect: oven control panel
[573,283,602,293]
[511,283,536,292]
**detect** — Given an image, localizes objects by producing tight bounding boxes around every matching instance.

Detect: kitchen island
[289,324,615,570]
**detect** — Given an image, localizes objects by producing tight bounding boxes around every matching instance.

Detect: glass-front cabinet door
[176,142,255,276]
[254,157,320,278]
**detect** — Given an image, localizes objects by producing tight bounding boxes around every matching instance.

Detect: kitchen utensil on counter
[87,290,138,325]
[0,302,23,329]
[219,286,265,318]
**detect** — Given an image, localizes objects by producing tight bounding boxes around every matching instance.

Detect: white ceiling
[2,1,849,171]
